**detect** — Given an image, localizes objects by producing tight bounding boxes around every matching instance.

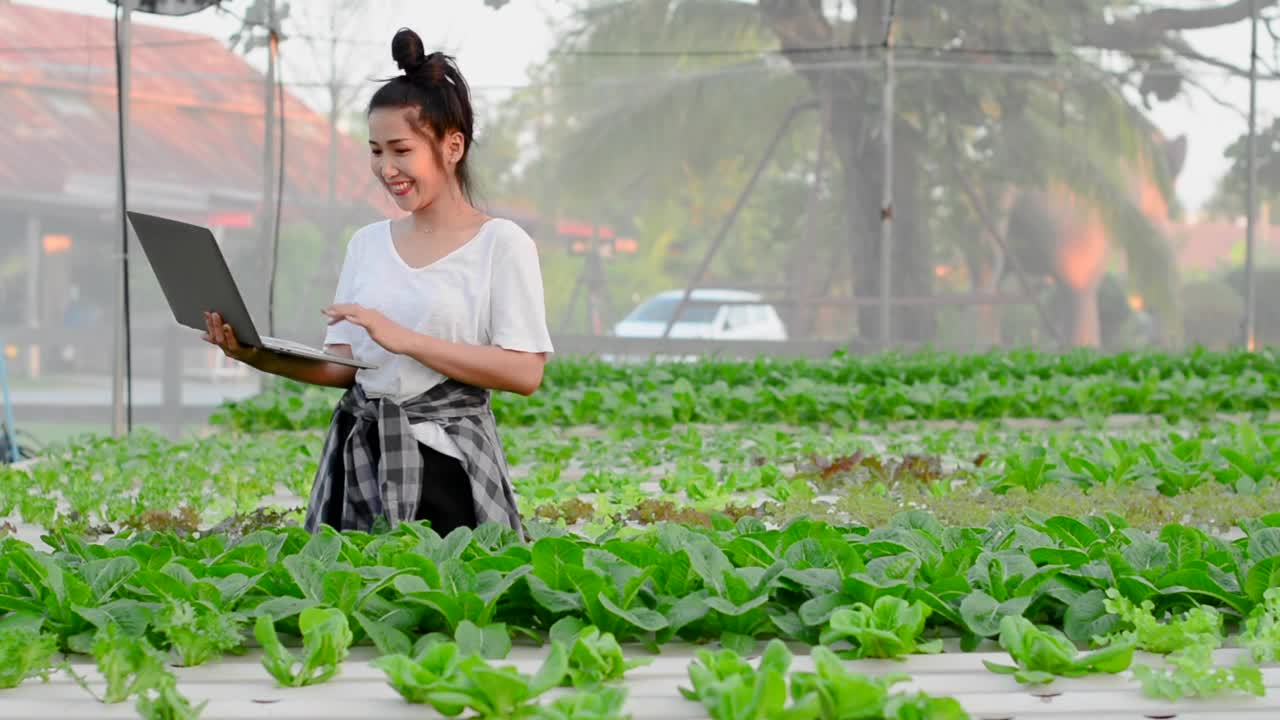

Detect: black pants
[416,442,478,536]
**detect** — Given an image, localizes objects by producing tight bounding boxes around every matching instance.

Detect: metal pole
[24,216,39,332]
[588,224,602,335]
[1,347,18,463]
[942,133,1063,348]
[558,262,587,333]
[661,100,818,339]
[111,0,134,437]
[793,90,830,338]
[262,0,278,334]
[878,4,896,349]
[1243,0,1259,351]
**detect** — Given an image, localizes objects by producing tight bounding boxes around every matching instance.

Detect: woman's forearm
[318,305,544,395]
[248,351,357,389]
[401,334,544,396]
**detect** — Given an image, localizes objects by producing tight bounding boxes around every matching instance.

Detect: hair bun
[420,52,451,85]
[391,27,426,74]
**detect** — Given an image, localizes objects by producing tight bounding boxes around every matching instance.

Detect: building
[0,4,642,374]
[1173,215,1280,277]
[0,2,408,376]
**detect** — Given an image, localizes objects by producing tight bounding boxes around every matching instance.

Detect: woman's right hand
[202,311,261,365]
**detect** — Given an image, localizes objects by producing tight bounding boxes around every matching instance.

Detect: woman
[202,28,552,538]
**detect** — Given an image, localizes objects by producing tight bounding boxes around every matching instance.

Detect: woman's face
[368,107,460,211]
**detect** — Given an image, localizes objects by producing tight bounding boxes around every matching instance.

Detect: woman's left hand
[323,304,413,354]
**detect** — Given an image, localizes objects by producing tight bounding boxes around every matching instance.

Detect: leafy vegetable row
[10,601,1275,718]
[3,607,653,719]
[681,639,970,720]
[0,431,317,535]
[7,418,1280,536]
[213,352,1280,430]
[3,512,1277,664]
[550,347,1280,387]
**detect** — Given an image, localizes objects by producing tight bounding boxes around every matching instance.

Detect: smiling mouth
[388,180,413,195]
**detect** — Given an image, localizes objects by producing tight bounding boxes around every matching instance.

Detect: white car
[612,289,789,341]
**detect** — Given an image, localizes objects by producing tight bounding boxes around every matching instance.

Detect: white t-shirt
[323,217,554,460]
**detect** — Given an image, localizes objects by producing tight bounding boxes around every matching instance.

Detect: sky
[11,0,568,97]
[1146,1,1280,218]
[11,0,1280,219]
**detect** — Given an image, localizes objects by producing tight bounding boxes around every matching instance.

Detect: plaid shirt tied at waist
[303,379,523,536]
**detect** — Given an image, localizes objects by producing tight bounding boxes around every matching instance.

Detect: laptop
[127,211,377,370]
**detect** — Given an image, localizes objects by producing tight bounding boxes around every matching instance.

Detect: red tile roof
[1173,219,1280,273]
[0,2,393,221]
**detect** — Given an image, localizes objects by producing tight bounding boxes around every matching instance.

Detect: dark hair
[368,28,476,201]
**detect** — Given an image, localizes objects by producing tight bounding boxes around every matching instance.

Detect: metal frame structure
[60,1,1271,437]
[653,95,1062,349]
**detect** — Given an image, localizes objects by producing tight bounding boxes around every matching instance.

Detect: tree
[485,0,1274,347]
[1206,117,1280,222]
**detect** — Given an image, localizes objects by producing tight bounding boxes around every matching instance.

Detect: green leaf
[534,686,631,720]
[528,640,569,697]
[1245,557,1280,603]
[1029,547,1090,568]
[1134,641,1265,700]
[1155,569,1250,615]
[254,615,299,687]
[476,566,532,609]
[820,597,939,659]
[282,555,327,603]
[683,537,733,595]
[300,528,343,565]
[322,570,363,615]
[1121,538,1170,577]
[1247,527,1280,562]
[531,537,584,592]
[525,575,583,614]
[91,622,169,703]
[354,611,412,657]
[432,527,474,564]
[1063,589,1117,644]
[251,596,319,621]
[960,590,1030,637]
[134,569,194,603]
[549,617,588,647]
[374,644,462,706]
[82,557,140,602]
[719,631,755,656]
[1077,639,1137,674]
[726,537,778,567]
[1160,525,1205,570]
[993,615,1134,683]
[1044,517,1101,549]
[73,599,152,638]
[293,607,353,686]
[152,600,244,667]
[662,592,710,636]
[598,593,669,633]
[705,594,769,618]
[0,625,58,689]
[455,621,512,660]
